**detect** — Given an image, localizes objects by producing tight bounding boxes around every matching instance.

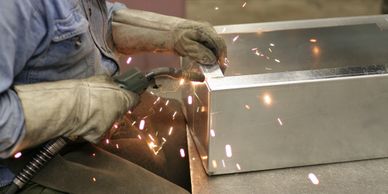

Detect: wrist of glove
[12,75,138,153]
[112,9,227,67]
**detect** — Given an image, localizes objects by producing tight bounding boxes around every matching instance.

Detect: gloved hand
[11,75,138,154]
[111,9,227,68]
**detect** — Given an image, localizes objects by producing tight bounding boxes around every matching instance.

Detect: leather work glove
[11,75,138,154]
[111,9,227,68]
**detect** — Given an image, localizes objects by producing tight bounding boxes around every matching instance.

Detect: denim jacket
[0,0,126,187]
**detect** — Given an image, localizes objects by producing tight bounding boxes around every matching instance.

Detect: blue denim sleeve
[0,0,46,158]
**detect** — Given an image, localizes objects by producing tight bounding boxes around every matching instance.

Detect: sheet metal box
[182,15,388,175]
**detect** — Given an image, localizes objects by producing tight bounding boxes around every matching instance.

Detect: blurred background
[114,0,385,71]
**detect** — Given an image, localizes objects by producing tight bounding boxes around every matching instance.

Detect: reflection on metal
[183,15,388,175]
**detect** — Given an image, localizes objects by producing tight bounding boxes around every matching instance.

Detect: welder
[0,0,226,193]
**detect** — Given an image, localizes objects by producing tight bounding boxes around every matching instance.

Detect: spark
[251,47,258,51]
[236,163,241,170]
[214,6,219,10]
[127,110,132,114]
[168,127,174,136]
[137,135,142,140]
[210,129,216,137]
[308,173,320,185]
[277,118,283,126]
[149,91,154,95]
[180,148,186,158]
[115,144,119,149]
[245,104,251,110]
[131,121,136,126]
[148,134,155,142]
[139,120,145,130]
[165,100,170,106]
[92,153,96,157]
[14,152,22,159]
[265,67,273,71]
[179,79,185,86]
[201,106,206,112]
[268,48,273,53]
[192,157,196,161]
[92,177,97,182]
[242,2,247,7]
[254,50,261,56]
[222,160,226,168]
[274,59,280,63]
[232,35,240,43]
[105,139,110,144]
[225,144,233,158]
[162,137,167,142]
[201,156,208,160]
[312,46,320,55]
[126,57,132,64]
[196,107,200,113]
[172,111,177,118]
[153,97,161,105]
[222,27,227,33]
[266,56,270,60]
[187,96,193,105]
[113,123,119,129]
[270,43,275,47]
[309,38,318,43]
[263,94,272,105]
[159,107,163,112]
[212,160,218,168]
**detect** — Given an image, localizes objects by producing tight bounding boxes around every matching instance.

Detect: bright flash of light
[126,57,132,64]
[277,118,284,126]
[180,148,186,158]
[308,173,320,185]
[212,160,218,168]
[263,94,272,105]
[187,96,193,105]
[236,163,241,170]
[14,152,22,159]
[232,35,240,43]
[225,144,233,158]
[310,38,318,43]
[242,2,247,7]
[179,79,185,86]
[168,127,174,136]
[139,120,145,130]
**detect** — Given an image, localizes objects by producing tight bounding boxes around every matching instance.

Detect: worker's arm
[111,9,227,66]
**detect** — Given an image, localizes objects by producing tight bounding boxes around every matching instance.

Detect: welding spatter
[5,67,205,194]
